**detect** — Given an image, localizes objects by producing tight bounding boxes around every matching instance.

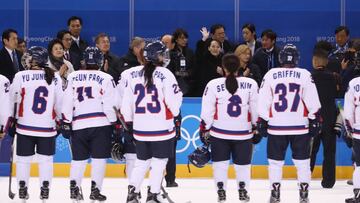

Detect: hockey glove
[60,121,73,139]
[123,122,134,143]
[199,120,210,146]
[112,121,122,142]
[174,114,182,140]
[333,109,343,138]
[256,118,268,137]
[344,119,353,139]
[4,117,17,137]
[309,118,322,137]
[252,125,262,144]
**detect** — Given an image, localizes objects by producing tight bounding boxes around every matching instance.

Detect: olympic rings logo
[176,114,202,153]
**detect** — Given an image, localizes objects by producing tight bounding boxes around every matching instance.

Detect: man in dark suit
[68,16,88,70]
[252,29,281,79]
[0,29,24,82]
[95,33,122,82]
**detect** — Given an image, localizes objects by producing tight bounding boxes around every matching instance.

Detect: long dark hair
[143,61,157,88]
[44,67,55,85]
[222,54,240,95]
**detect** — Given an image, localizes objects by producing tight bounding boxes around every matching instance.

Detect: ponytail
[225,73,238,95]
[143,62,156,88]
[222,54,240,95]
[44,67,55,85]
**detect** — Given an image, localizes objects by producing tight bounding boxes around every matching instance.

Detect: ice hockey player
[61,46,118,202]
[257,44,322,203]
[121,41,182,203]
[8,46,63,202]
[199,53,258,203]
[0,74,10,141]
[344,75,360,203]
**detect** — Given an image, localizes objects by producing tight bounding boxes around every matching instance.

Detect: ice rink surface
[0,178,353,203]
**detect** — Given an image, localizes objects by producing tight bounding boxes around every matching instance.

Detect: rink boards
[0,98,354,178]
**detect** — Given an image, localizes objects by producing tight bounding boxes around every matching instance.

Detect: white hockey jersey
[62,70,117,130]
[0,75,10,129]
[201,77,258,140]
[121,65,183,141]
[344,77,360,140]
[10,70,63,137]
[115,68,132,110]
[258,67,321,135]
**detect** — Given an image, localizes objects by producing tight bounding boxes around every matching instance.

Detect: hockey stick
[112,106,129,131]
[8,102,17,199]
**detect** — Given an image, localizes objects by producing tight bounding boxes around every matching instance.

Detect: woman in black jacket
[197,39,223,96]
[234,44,262,86]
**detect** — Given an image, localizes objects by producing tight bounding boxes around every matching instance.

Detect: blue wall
[0,0,359,68]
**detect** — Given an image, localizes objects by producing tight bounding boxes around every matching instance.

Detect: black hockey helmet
[188,145,211,170]
[279,43,300,67]
[83,46,104,68]
[21,46,49,70]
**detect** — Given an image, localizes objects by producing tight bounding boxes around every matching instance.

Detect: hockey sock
[149,158,168,194]
[234,164,251,190]
[293,159,311,185]
[129,159,151,193]
[353,167,360,188]
[268,159,284,187]
[16,155,33,187]
[37,154,53,186]
[213,160,230,190]
[70,160,87,186]
[125,153,137,180]
[91,158,106,190]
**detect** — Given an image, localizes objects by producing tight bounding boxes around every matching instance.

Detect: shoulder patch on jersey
[260,79,265,89]
[4,82,10,93]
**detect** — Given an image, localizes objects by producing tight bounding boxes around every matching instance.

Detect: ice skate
[299,183,309,203]
[19,181,29,203]
[70,180,84,203]
[238,181,250,202]
[345,189,360,203]
[90,181,106,202]
[269,183,280,203]
[126,185,140,203]
[217,182,226,203]
[40,181,49,202]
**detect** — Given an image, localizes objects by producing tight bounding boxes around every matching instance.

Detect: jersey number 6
[32,86,48,114]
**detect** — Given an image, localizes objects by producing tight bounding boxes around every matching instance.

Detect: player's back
[201,77,258,140]
[121,65,183,141]
[258,67,321,135]
[64,70,117,130]
[11,70,62,137]
[0,75,10,128]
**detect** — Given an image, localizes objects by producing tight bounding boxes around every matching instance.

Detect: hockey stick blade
[160,186,175,203]
[113,106,129,131]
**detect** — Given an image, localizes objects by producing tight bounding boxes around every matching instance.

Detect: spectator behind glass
[17,38,26,56]
[252,29,280,79]
[167,28,196,96]
[310,48,338,188]
[47,39,74,89]
[57,30,73,63]
[329,26,351,73]
[67,16,88,70]
[197,39,223,96]
[241,23,261,55]
[196,24,234,63]
[0,28,24,82]
[95,32,122,82]
[161,34,175,50]
[234,45,261,86]
[118,37,145,73]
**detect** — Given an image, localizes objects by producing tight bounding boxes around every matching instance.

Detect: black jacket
[69,37,88,70]
[312,68,337,131]
[167,46,197,96]
[238,63,262,86]
[0,47,24,82]
[119,49,141,72]
[101,52,122,83]
[197,51,223,96]
[252,46,281,79]
[195,38,233,63]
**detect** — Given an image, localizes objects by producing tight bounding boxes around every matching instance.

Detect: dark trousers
[310,129,336,187]
[165,140,177,183]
